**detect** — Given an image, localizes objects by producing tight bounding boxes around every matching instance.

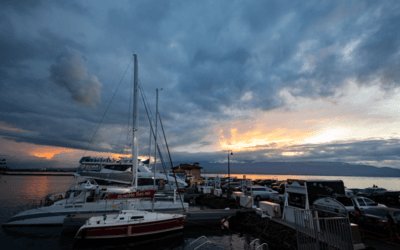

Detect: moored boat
[1,179,186,227]
[75,210,185,239]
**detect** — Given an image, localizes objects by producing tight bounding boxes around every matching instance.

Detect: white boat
[75,156,187,190]
[2,179,187,227]
[74,210,185,240]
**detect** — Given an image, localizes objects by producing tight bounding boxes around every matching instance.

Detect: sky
[1,0,400,171]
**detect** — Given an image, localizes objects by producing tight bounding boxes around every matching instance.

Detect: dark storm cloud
[0,0,44,13]
[0,16,85,73]
[1,0,400,169]
[50,50,103,107]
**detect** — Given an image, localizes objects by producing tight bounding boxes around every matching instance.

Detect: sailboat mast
[152,89,159,212]
[132,54,139,189]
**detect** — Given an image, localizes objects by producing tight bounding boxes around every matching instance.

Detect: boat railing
[250,238,259,246]
[256,243,268,250]
[43,191,66,206]
[187,235,212,250]
[193,241,211,250]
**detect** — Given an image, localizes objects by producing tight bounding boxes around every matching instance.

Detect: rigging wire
[158,111,186,213]
[83,56,134,156]
[115,71,133,153]
[137,80,172,168]
[138,81,171,188]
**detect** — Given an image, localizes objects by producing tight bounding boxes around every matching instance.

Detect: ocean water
[205,174,400,190]
[0,175,260,250]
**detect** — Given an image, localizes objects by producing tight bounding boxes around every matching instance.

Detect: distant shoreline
[203,172,400,178]
[1,172,74,176]
[1,170,76,172]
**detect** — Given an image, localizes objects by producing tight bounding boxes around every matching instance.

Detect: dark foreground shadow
[72,231,185,250]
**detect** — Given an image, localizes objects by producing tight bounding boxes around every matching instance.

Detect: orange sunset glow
[29,147,75,160]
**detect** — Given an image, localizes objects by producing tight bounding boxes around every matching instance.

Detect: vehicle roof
[365,207,400,212]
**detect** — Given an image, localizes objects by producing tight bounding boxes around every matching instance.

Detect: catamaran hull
[2,201,188,227]
[2,209,120,227]
[75,217,185,239]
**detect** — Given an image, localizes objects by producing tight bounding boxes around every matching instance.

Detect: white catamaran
[75,156,187,190]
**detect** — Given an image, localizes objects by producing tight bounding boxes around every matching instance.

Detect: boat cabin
[282,179,345,223]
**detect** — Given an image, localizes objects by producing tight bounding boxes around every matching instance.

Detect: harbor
[2,172,400,250]
[2,1,400,249]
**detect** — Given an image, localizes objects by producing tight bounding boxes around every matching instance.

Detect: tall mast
[132,54,139,190]
[148,127,151,168]
[152,88,159,212]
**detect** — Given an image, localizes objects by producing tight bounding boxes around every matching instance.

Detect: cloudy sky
[1,0,400,171]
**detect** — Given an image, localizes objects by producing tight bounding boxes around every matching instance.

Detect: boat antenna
[132,54,139,189]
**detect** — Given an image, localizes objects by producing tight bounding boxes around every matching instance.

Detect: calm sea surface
[0,175,259,250]
[205,174,400,190]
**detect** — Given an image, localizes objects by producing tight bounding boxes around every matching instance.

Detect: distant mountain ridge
[200,161,400,177]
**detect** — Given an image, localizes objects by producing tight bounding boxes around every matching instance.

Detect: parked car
[272,183,286,194]
[360,207,400,233]
[246,186,278,201]
[375,191,400,205]
[346,188,362,195]
[345,189,354,197]
[254,179,263,185]
[260,179,275,186]
[357,188,387,200]
[271,181,282,188]
[221,182,242,192]
[335,196,387,212]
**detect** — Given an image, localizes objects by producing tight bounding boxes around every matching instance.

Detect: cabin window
[357,198,366,206]
[288,193,306,209]
[363,198,375,206]
[138,178,154,186]
[130,216,144,220]
[120,217,124,220]
[103,165,130,171]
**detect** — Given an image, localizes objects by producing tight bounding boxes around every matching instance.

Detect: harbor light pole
[228,150,233,201]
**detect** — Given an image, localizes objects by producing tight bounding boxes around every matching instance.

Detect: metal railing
[294,210,353,250]
[188,235,212,250]
[256,243,268,250]
[294,209,354,250]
